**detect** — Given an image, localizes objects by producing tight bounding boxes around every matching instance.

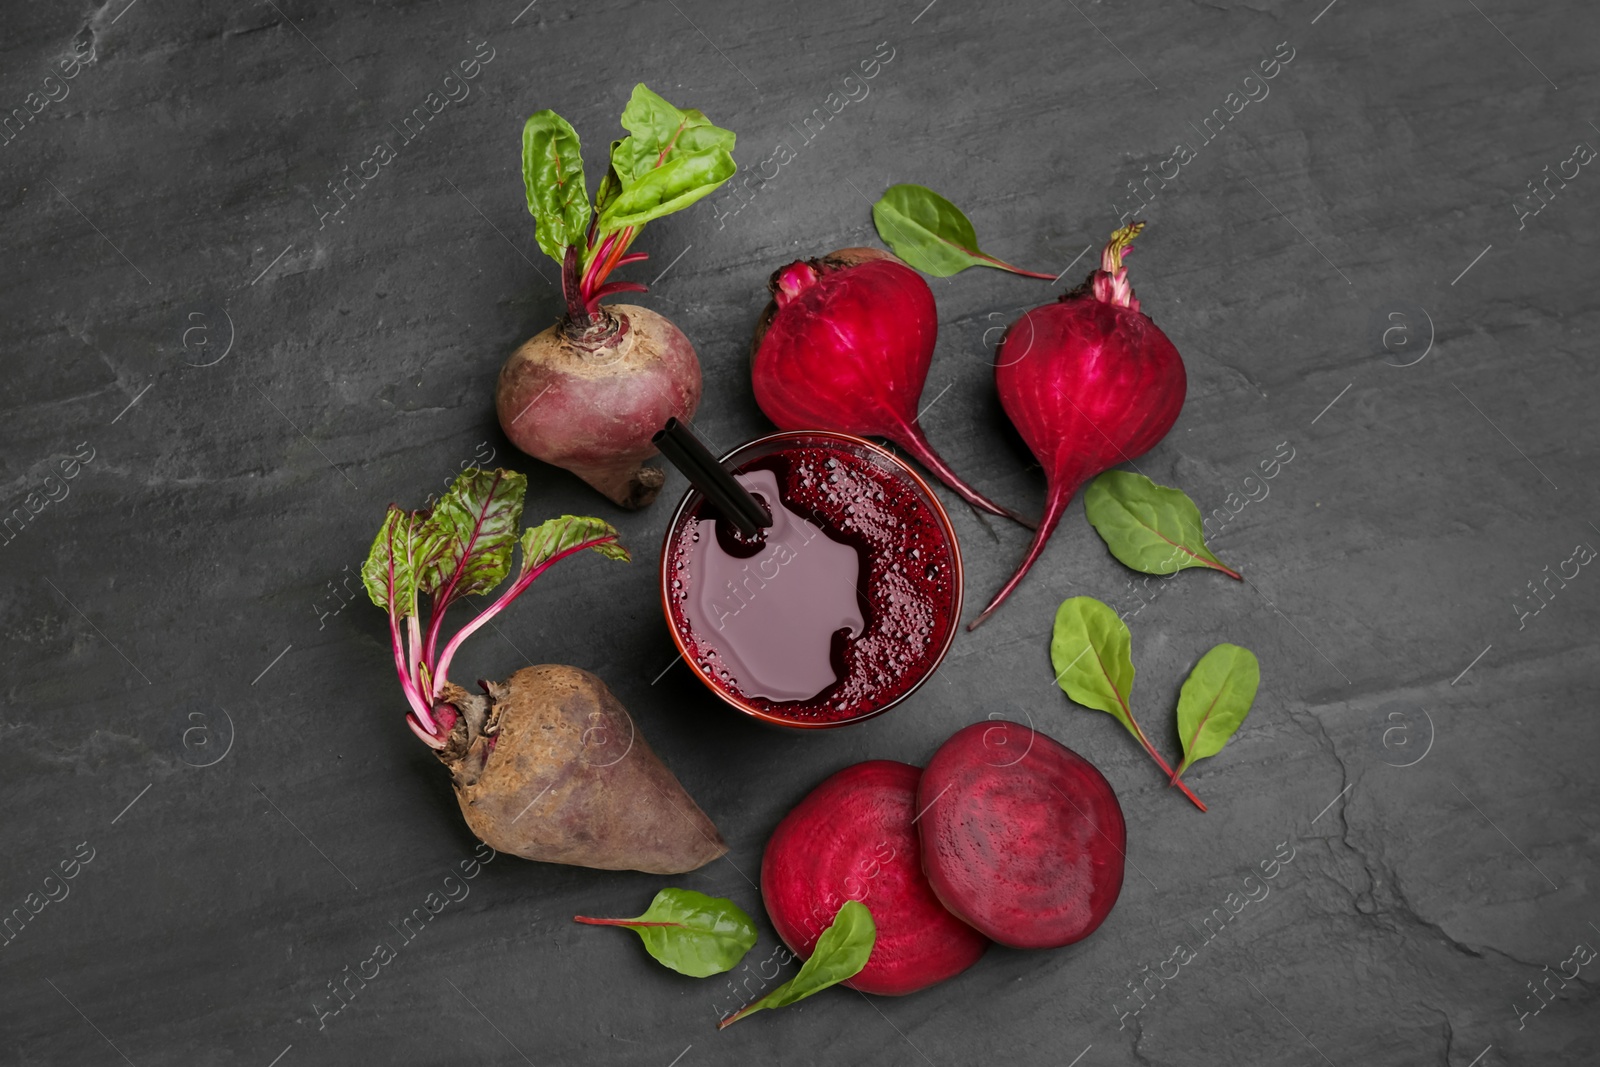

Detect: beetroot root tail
[967,498,1070,630]
[894,427,1037,530]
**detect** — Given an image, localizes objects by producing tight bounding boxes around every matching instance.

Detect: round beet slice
[761,760,988,995]
[918,721,1126,949]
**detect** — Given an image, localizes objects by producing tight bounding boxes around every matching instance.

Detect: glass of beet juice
[661,430,963,729]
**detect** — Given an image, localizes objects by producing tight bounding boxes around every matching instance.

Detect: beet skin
[444,665,726,875]
[497,304,701,509]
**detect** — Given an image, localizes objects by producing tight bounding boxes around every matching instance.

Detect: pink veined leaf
[360,505,442,739]
[431,516,629,698]
[417,468,528,666]
[364,472,630,746]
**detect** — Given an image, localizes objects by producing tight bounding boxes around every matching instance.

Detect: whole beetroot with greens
[497,85,737,509]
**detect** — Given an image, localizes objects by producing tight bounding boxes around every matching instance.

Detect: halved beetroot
[917,721,1126,949]
[761,760,989,995]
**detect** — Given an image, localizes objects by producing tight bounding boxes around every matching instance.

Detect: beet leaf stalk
[361,468,628,749]
[523,84,736,333]
[1049,596,1207,812]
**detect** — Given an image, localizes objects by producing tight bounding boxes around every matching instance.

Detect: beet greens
[524,84,737,327]
[362,467,628,748]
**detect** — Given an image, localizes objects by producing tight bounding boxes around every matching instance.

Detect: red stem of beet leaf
[389,506,621,750]
[429,537,612,697]
[564,226,652,326]
[974,250,1056,280]
[558,109,728,328]
[561,246,592,327]
[1132,719,1206,812]
[1170,540,1242,581]
[1091,644,1207,812]
[572,917,688,928]
[912,226,1055,280]
[719,1002,764,1030]
[894,423,1038,528]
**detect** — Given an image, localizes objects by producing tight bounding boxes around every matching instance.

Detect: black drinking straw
[653,418,773,537]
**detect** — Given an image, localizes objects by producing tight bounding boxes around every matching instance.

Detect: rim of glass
[658,429,965,730]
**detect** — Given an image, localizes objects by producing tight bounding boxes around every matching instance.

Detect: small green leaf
[1084,471,1241,579]
[718,901,875,1028]
[521,110,591,265]
[574,889,757,978]
[1050,596,1140,742]
[871,183,1053,278]
[416,468,528,603]
[1172,644,1260,782]
[361,506,428,616]
[519,514,629,578]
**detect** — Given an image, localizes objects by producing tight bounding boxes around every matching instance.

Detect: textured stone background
[1,1,1596,1064]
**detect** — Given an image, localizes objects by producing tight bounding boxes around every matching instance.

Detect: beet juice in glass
[661,430,963,728]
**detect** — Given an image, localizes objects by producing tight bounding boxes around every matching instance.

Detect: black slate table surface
[3,1,1596,1065]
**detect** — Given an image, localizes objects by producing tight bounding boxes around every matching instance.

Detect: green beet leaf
[718,900,875,1028]
[611,84,736,187]
[1049,596,1206,810]
[361,505,430,618]
[519,514,630,578]
[574,889,757,978]
[871,183,1053,278]
[521,110,591,265]
[362,470,627,736]
[1084,471,1241,579]
[415,468,528,603]
[1171,644,1260,783]
[1050,596,1139,739]
[594,85,735,237]
[597,143,736,234]
[520,86,735,313]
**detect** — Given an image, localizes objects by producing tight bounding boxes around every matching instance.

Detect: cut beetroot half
[917,721,1126,949]
[761,760,989,995]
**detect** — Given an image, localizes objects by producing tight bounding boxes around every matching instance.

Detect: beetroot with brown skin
[751,248,1034,528]
[761,760,988,995]
[497,304,701,509]
[443,666,726,874]
[363,472,726,876]
[917,721,1125,949]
